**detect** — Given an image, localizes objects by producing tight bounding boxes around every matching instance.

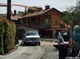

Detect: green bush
[0,19,4,54]
[10,21,16,48]
[3,19,13,52]
[0,17,16,54]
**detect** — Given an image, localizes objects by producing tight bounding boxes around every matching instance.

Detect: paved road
[41,41,58,59]
[40,41,80,59]
[0,46,44,59]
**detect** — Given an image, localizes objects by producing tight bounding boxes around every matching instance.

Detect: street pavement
[0,39,80,59]
[40,40,80,59]
[0,46,44,59]
[40,41,59,59]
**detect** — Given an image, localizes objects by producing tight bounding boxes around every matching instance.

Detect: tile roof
[60,20,71,28]
[0,14,6,18]
[11,15,22,20]
[23,8,63,18]
[0,14,22,20]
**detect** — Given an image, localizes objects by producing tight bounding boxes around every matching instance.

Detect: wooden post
[20,19,23,28]
[7,0,11,20]
[53,30,56,38]
[26,18,28,28]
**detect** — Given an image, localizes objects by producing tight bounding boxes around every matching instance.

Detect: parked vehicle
[22,29,40,45]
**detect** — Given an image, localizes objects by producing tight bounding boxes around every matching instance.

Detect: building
[0,5,71,38]
[11,15,22,28]
[21,5,71,38]
[0,10,22,29]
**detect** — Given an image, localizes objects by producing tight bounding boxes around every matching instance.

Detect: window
[60,24,65,28]
[44,18,50,25]
[55,20,58,24]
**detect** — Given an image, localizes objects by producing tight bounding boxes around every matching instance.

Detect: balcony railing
[30,24,51,29]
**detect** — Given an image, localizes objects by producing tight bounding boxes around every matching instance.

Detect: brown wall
[50,10,61,29]
[25,9,62,29]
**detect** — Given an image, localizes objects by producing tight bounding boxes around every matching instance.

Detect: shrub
[10,21,16,48]
[0,18,4,54]
[0,17,16,54]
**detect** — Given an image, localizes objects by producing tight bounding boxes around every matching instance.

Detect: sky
[0,0,78,14]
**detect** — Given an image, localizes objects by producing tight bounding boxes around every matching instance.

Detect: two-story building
[19,5,71,38]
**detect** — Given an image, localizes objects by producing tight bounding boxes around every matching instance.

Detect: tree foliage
[18,11,28,16]
[62,11,72,25]
[18,8,36,16]
[62,0,80,26]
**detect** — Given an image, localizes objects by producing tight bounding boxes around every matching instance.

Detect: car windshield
[26,31,38,36]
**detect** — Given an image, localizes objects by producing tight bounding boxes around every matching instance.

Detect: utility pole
[7,0,11,21]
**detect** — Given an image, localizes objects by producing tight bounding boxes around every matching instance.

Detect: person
[58,32,69,59]
[58,32,64,43]
[62,32,70,41]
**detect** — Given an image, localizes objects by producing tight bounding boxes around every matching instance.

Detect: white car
[22,30,40,45]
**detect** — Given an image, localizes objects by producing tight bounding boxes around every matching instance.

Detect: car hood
[26,35,40,38]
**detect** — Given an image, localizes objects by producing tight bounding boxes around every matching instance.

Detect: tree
[62,0,80,26]
[7,0,11,20]
[18,7,36,16]
[62,11,72,25]
[71,1,80,25]
[18,11,28,16]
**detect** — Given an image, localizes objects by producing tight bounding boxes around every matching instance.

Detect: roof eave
[23,8,64,18]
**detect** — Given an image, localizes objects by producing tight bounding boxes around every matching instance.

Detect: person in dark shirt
[62,31,70,41]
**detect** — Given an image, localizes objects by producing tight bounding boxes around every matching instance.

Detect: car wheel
[38,42,40,45]
[24,42,27,45]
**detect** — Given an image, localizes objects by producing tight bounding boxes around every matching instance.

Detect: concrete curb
[0,46,18,58]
